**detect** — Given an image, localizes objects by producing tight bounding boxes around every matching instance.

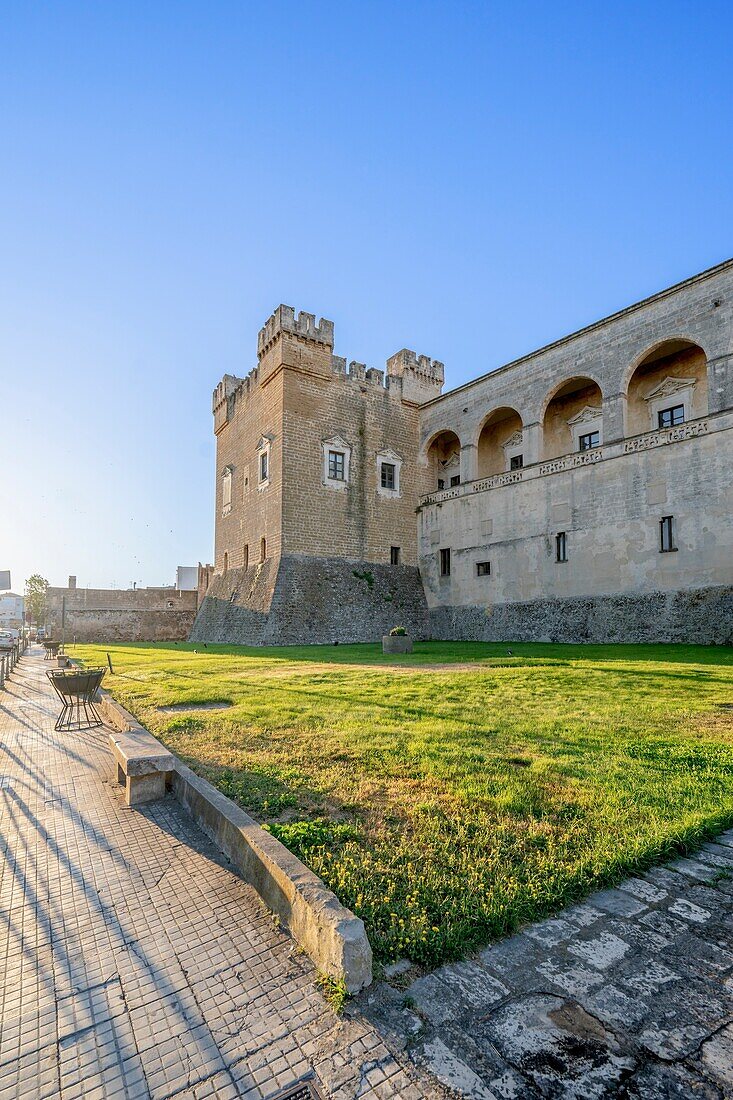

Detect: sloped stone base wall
[190,554,429,645]
[429,585,733,645]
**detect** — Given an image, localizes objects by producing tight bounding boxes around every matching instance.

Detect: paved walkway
[363,837,733,1097]
[0,650,432,1100]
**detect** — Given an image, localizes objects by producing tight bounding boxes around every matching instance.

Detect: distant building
[175,566,198,592]
[0,592,25,633]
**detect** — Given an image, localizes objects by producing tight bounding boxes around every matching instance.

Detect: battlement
[257,305,334,359]
[386,349,445,386]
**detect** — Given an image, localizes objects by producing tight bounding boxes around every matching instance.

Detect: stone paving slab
[361,831,733,1097]
[0,651,436,1099]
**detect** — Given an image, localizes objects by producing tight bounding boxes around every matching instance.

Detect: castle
[191,258,733,645]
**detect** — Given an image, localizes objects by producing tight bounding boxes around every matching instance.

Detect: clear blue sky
[2,1,731,592]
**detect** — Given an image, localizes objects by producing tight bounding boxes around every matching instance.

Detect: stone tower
[191,305,444,644]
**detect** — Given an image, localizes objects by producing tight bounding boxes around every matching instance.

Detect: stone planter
[382,635,413,655]
[57,654,71,668]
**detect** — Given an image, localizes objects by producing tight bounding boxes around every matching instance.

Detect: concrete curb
[96,689,373,993]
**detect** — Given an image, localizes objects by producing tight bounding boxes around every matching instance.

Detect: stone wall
[429,585,733,645]
[190,555,429,645]
[46,586,197,643]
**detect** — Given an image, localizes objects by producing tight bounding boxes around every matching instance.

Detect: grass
[72,639,733,967]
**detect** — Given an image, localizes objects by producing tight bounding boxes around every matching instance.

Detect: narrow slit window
[260,537,267,562]
[660,516,676,552]
[390,546,400,566]
[439,548,451,576]
[555,532,567,563]
[243,545,249,571]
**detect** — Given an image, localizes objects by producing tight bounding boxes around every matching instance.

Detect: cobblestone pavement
[361,841,733,1097]
[0,650,437,1100]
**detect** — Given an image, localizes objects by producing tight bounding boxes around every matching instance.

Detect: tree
[25,574,49,627]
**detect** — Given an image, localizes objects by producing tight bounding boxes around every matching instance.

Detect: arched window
[541,377,603,460]
[625,340,708,438]
[425,430,461,491]
[477,407,524,477]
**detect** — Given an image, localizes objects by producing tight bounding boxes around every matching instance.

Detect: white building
[0,592,25,634]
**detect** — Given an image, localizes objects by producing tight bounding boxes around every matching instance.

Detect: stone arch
[424,428,462,492]
[624,337,709,437]
[476,406,525,477]
[541,376,604,460]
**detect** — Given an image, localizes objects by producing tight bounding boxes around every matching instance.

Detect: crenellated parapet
[386,348,445,404]
[257,305,334,359]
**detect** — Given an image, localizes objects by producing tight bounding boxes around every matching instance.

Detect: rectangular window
[510,454,524,470]
[476,561,491,576]
[658,404,685,429]
[328,450,345,480]
[390,546,400,566]
[578,431,600,452]
[243,545,249,571]
[660,515,676,552]
[260,537,267,562]
[259,450,269,482]
[450,475,461,487]
[439,548,451,576]
[381,462,396,490]
[437,478,445,491]
[555,532,567,562]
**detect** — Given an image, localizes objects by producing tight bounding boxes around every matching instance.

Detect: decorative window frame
[644,377,696,430]
[256,436,272,491]
[567,405,603,452]
[221,465,233,516]
[502,429,524,471]
[322,435,351,491]
[376,447,403,498]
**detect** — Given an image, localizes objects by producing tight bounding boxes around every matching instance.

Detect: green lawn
[73,640,733,966]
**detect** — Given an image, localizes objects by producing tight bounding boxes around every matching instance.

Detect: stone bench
[95,690,175,807]
[110,728,176,806]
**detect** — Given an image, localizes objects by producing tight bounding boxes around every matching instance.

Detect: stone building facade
[47,576,198,643]
[192,258,733,645]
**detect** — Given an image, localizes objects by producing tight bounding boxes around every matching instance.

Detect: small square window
[328,451,345,480]
[476,561,491,577]
[381,462,396,490]
[660,515,676,552]
[578,431,600,452]
[510,454,523,470]
[450,475,461,487]
[555,532,567,562]
[439,548,451,576]
[390,546,400,566]
[259,450,269,482]
[658,405,685,429]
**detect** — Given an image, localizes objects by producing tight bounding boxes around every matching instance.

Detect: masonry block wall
[195,259,733,646]
[47,584,198,642]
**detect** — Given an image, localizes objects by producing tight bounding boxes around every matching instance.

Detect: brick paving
[0,650,434,1100]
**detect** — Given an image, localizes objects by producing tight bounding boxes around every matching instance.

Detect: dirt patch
[158,701,232,713]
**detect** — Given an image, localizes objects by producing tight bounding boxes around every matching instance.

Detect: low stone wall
[52,608,196,643]
[191,554,429,645]
[429,584,733,645]
[97,690,372,992]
